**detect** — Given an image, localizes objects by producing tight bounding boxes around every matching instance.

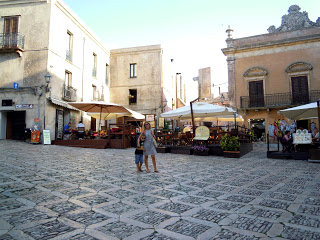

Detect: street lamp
[220,93,225,105]
[44,72,52,92]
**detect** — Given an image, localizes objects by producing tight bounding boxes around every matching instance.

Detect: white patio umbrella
[69,101,130,114]
[279,102,319,120]
[87,108,145,120]
[194,114,244,122]
[161,102,235,120]
[69,101,131,131]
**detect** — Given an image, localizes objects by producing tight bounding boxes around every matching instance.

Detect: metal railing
[62,84,77,102]
[0,32,24,50]
[240,90,320,109]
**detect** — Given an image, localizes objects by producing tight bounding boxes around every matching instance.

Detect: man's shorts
[135,154,144,164]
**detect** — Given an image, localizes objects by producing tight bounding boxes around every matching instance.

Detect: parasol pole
[318,100,320,130]
[190,97,199,137]
[99,105,102,134]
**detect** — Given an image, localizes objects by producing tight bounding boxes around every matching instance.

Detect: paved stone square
[0,140,320,240]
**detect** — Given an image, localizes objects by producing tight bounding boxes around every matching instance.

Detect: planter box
[309,149,320,160]
[170,146,193,155]
[290,151,309,160]
[156,147,169,153]
[223,151,241,158]
[194,151,209,156]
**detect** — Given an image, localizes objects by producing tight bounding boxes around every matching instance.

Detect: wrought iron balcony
[0,32,25,52]
[62,84,77,102]
[240,90,320,109]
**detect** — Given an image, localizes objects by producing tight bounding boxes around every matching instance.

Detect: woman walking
[137,121,158,173]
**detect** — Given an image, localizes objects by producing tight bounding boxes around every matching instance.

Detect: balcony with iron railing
[0,32,25,52]
[62,84,77,102]
[240,90,320,109]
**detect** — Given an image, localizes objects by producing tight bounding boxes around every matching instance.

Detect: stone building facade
[0,0,110,140]
[109,45,165,118]
[222,5,320,138]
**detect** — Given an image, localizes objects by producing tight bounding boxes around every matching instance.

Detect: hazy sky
[63,0,320,95]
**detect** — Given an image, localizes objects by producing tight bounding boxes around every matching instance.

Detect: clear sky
[63,0,320,96]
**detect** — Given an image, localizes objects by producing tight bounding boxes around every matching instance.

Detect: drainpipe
[81,37,85,121]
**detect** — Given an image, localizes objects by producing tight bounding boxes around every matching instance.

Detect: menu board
[293,129,312,144]
[194,126,210,140]
[43,130,51,145]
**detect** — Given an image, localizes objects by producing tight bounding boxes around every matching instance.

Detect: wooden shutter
[291,76,309,104]
[4,17,19,33]
[249,80,264,107]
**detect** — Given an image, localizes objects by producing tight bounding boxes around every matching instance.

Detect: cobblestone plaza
[1,140,320,240]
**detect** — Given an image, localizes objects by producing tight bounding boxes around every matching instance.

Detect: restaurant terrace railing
[240,90,320,109]
[0,32,25,51]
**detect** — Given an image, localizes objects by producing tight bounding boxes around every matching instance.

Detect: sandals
[154,170,159,173]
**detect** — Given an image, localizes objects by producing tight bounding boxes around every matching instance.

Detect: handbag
[153,137,158,148]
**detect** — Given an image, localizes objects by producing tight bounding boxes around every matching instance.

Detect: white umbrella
[161,102,235,120]
[69,101,131,131]
[69,101,130,114]
[279,102,319,120]
[194,114,244,122]
[88,108,145,120]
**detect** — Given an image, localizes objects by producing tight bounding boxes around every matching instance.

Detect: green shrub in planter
[220,134,240,151]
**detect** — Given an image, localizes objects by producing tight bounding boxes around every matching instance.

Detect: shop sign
[16,104,33,109]
[158,117,164,128]
[146,115,154,121]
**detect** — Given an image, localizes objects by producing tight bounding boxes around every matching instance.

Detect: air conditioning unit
[64,89,71,99]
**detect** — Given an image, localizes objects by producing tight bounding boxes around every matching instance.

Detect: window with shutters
[129,89,137,105]
[130,63,137,78]
[3,16,19,47]
[66,31,73,61]
[249,80,264,108]
[92,53,97,77]
[291,76,309,104]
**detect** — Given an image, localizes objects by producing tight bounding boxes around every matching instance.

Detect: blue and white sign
[13,82,19,89]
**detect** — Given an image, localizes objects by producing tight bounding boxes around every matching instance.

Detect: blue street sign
[13,82,19,89]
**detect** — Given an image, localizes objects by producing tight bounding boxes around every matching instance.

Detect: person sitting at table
[76,121,85,139]
[63,122,71,140]
[281,130,293,152]
[313,128,319,142]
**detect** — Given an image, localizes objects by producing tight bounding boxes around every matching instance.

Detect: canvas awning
[49,98,79,111]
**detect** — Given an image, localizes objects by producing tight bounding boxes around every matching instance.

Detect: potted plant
[220,133,240,158]
[192,145,209,156]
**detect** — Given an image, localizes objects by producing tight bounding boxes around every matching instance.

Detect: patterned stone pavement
[0,140,320,240]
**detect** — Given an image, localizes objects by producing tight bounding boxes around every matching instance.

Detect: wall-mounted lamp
[44,72,52,92]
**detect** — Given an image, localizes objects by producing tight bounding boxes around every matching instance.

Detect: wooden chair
[77,127,85,139]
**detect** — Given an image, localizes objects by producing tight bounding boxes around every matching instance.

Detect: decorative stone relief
[243,67,268,77]
[268,5,320,33]
[286,62,313,73]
